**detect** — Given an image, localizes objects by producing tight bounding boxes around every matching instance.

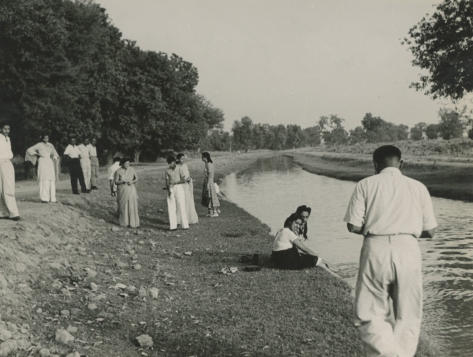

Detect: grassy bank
[0,151,439,356]
[288,151,473,202]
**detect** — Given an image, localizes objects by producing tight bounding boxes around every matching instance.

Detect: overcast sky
[97,0,448,130]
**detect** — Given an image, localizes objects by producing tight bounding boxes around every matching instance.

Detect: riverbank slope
[288,151,473,201]
[0,151,437,356]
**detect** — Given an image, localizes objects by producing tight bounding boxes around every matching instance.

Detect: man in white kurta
[26,135,59,203]
[344,145,437,357]
[78,139,91,191]
[165,156,189,230]
[88,138,99,189]
[0,124,20,219]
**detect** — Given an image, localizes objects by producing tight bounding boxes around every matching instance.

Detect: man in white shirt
[344,145,437,357]
[88,138,99,190]
[0,124,20,220]
[107,157,121,216]
[64,137,87,194]
[78,138,91,191]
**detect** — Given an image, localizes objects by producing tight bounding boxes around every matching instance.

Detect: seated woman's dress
[271,228,319,269]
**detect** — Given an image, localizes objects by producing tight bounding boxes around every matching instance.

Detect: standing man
[164,155,189,231]
[64,137,87,194]
[0,124,20,220]
[108,156,121,216]
[78,138,91,192]
[344,145,437,357]
[88,138,99,190]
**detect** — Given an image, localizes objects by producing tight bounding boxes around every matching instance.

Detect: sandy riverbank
[0,151,437,356]
[287,151,473,202]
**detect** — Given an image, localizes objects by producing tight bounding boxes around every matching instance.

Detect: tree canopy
[0,0,223,160]
[404,0,473,99]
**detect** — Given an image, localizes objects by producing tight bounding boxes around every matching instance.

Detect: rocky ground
[0,151,435,356]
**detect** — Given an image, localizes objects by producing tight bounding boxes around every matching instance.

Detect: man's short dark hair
[113,157,121,163]
[373,145,402,166]
[167,155,176,164]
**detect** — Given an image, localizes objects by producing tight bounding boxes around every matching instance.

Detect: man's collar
[380,167,402,175]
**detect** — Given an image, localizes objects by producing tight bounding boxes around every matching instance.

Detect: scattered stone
[39,348,50,357]
[138,287,147,297]
[0,273,8,291]
[114,283,127,290]
[85,268,97,279]
[220,266,238,275]
[149,288,159,299]
[15,263,26,273]
[133,264,142,270]
[51,280,62,290]
[71,308,81,316]
[66,326,78,334]
[111,226,120,232]
[65,352,80,357]
[115,261,128,269]
[0,327,12,342]
[89,282,98,291]
[0,340,17,357]
[36,308,43,314]
[183,251,192,256]
[55,329,74,345]
[135,334,153,348]
[49,262,62,270]
[87,303,98,311]
[60,310,70,318]
[127,286,137,294]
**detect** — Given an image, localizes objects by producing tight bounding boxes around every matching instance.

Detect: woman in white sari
[176,153,198,224]
[26,135,59,203]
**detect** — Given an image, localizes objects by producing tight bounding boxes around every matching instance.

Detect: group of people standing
[105,151,221,232]
[164,151,220,230]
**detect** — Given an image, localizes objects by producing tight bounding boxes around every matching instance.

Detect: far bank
[287,151,473,202]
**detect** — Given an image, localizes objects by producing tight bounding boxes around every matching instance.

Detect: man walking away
[108,157,121,216]
[78,138,91,191]
[0,124,20,220]
[344,145,437,357]
[64,137,87,194]
[89,138,99,190]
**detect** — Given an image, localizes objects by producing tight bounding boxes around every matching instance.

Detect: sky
[97,0,448,130]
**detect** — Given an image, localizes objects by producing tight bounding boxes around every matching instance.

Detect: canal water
[220,156,473,356]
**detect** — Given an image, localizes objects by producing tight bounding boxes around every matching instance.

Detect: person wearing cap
[344,145,437,357]
[0,123,20,220]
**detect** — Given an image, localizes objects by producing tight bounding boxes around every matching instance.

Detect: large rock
[0,340,17,357]
[135,334,153,348]
[55,329,74,345]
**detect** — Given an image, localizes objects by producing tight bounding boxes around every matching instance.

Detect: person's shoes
[9,216,21,221]
[91,186,98,190]
[86,189,91,193]
[210,213,219,217]
[41,200,49,203]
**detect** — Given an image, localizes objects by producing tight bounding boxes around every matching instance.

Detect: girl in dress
[177,153,198,224]
[201,152,220,217]
[114,158,139,228]
[26,134,59,203]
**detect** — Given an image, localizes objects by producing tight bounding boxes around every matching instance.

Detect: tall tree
[319,115,348,145]
[404,0,473,99]
[438,108,465,139]
[410,122,427,140]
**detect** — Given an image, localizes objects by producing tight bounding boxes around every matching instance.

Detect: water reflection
[221,156,473,356]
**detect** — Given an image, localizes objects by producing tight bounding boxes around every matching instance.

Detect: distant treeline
[0,0,224,161]
[206,109,473,152]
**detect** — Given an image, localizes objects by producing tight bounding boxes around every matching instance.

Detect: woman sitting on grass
[272,213,338,277]
[285,205,311,239]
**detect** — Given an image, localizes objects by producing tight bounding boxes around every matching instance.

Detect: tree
[286,124,304,149]
[361,113,409,143]
[410,122,427,140]
[425,124,439,139]
[318,115,348,145]
[404,0,473,99]
[438,108,465,139]
[348,126,366,144]
[232,116,253,151]
[303,126,321,147]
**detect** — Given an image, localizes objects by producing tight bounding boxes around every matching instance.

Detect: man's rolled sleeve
[344,181,366,227]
